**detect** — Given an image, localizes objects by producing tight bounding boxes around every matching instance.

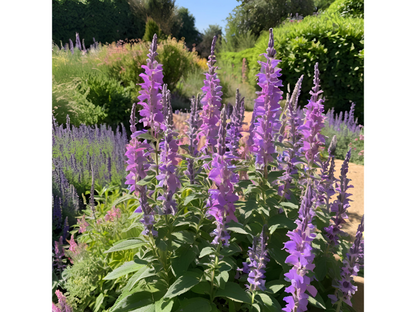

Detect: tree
[196,25,222,59]
[142,17,161,41]
[171,7,201,50]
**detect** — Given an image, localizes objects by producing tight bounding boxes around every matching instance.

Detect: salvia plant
[59,31,364,312]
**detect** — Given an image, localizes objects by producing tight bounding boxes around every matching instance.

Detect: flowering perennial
[251,28,283,168]
[54,289,73,312]
[239,227,270,291]
[299,63,326,167]
[227,89,245,156]
[77,215,88,233]
[138,34,165,136]
[324,149,353,246]
[185,95,202,184]
[329,216,364,307]
[199,36,223,153]
[53,236,66,273]
[278,76,304,200]
[282,184,318,312]
[207,108,239,246]
[317,135,337,210]
[105,207,121,222]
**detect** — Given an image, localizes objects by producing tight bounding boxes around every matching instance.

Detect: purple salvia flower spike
[251,28,283,170]
[324,149,353,246]
[138,33,165,136]
[185,95,201,184]
[329,216,364,307]
[227,89,245,156]
[282,184,318,312]
[299,63,326,168]
[135,186,157,236]
[239,225,270,291]
[130,102,137,134]
[199,35,222,153]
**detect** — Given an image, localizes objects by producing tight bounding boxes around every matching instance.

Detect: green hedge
[219,10,364,124]
[52,0,145,48]
[326,0,364,18]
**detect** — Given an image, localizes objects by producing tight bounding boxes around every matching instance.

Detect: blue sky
[175,0,240,34]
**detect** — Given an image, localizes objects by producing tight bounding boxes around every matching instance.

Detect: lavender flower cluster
[326,102,361,135]
[53,33,99,55]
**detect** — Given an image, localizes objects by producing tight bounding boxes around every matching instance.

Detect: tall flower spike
[185,95,202,184]
[282,184,318,312]
[251,28,283,169]
[239,226,270,291]
[53,236,66,273]
[278,75,304,200]
[299,63,326,168]
[75,32,82,50]
[217,107,227,157]
[318,135,337,211]
[157,118,180,215]
[135,186,157,236]
[199,36,223,153]
[55,289,73,312]
[324,149,353,246]
[69,39,74,54]
[329,216,364,307]
[227,89,245,156]
[130,102,137,133]
[138,34,165,136]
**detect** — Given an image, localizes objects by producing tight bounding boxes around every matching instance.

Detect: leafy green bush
[143,18,161,42]
[62,185,143,311]
[221,11,364,123]
[326,0,364,18]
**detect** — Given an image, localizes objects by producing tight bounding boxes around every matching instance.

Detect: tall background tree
[195,25,222,59]
[171,7,202,50]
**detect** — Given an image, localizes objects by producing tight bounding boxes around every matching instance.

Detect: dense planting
[52,36,207,128]
[53,31,364,312]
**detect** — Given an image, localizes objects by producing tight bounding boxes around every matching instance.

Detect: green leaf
[308,291,327,309]
[136,132,155,141]
[215,282,251,303]
[265,280,285,294]
[164,271,201,299]
[280,202,298,209]
[268,214,296,233]
[126,267,157,291]
[227,227,250,236]
[215,270,229,289]
[172,231,194,244]
[171,247,197,277]
[183,193,203,205]
[93,293,104,312]
[256,293,282,311]
[105,239,145,253]
[174,297,212,312]
[199,246,215,258]
[104,261,144,280]
[191,281,211,295]
[155,298,174,312]
[111,291,153,312]
[315,254,328,282]
[133,304,156,312]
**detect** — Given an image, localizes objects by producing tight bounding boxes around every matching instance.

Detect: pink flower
[105,207,121,222]
[77,215,88,233]
[354,138,358,141]
[359,134,364,141]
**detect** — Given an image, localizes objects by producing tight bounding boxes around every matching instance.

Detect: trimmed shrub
[142,18,161,42]
[221,10,364,123]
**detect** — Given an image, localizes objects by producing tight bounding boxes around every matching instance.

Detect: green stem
[250,291,256,312]
[209,243,221,302]
[335,299,342,312]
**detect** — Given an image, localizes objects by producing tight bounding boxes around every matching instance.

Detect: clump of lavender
[125,134,151,193]
[299,63,326,169]
[329,216,364,308]
[185,95,202,184]
[157,91,181,215]
[138,34,165,137]
[282,184,318,312]
[326,103,361,136]
[278,75,304,200]
[227,89,245,156]
[199,36,223,153]
[53,195,62,229]
[251,29,283,170]
[207,108,239,246]
[75,32,82,51]
[239,226,270,291]
[324,149,353,246]
[317,135,337,211]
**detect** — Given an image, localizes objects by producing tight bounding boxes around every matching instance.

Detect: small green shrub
[326,0,364,18]
[143,18,161,42]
